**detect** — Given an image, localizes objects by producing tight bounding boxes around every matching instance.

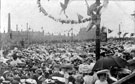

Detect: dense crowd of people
[0,40,135,84]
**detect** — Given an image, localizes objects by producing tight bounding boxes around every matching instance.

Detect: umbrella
[93,56,128,71]
[113,72,135,84]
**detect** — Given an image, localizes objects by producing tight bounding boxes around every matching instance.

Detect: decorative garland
[37,0,92,24]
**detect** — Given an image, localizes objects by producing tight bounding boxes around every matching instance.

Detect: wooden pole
[95,13,101,61]
[119,24,121,43]
[26,23,29,45]
[131,11,135,38]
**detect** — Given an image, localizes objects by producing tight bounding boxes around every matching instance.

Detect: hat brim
[96,69,109,74]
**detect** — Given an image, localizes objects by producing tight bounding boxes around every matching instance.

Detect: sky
[1,0,135,37]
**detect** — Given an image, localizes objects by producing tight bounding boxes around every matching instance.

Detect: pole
[131,11,135,37]
[26,23,29,45]
[95,14,101,61]
[91,0,101,61]
[16,24,18,45]
[119,24,121,42]
[71,28,73,42]
[8,13,11,33]
[0,27,1,49]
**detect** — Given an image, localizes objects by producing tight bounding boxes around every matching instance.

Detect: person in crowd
[95,70,109,84]
[83,72,95,84]
[131,50,135,59]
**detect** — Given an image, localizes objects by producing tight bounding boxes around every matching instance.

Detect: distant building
[77,27,96,40]
[1,27,96,44]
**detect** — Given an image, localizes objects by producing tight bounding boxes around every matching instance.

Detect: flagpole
[106,26,109,40]
[0,27,1,50]
[26,23,29,45]
[119,24,121,43]
[95,15,100,61]
[95,2,101,61]
[131,11,135,40]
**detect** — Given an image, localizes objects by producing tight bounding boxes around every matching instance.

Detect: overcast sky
[1,0,135,37]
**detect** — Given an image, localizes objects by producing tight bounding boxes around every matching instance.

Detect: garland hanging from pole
[37,0,92,24]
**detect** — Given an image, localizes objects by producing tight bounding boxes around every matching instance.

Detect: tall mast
[8,13,11,33]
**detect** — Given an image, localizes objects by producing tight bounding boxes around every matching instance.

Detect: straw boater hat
[2,81,11,84]
[96,69,109,75]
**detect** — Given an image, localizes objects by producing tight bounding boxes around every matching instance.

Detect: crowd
[0,40,135,84]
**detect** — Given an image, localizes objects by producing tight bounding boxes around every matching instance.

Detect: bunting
[130,33,134,36]
[77,13,84,22]
[40,7,48,16]
[85,0,101,16]
[118,32,122,35]
[108,29,113,33]
[60,0,70,18]
[37,0,92,24]
[85,0,103,31]
[85,0,90,16]
[99,0,109,14]
[100,26,112,34]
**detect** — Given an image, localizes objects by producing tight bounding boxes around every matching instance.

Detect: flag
[85,0,101,16]
[77,13,83,22]
[130,33,134,36]
[40,7,48,16]
[85,0,101,31]
[99,0,109,14]
[118,32,121,35]
[108,29,113,33]
[37,0,41,7]
[123,33,128,37]
[84,0,90,16]
[60,0,70,18]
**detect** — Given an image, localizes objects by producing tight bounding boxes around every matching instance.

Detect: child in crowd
[95,70,109,84]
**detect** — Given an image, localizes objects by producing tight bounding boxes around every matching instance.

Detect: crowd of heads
[0,40,135,84]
